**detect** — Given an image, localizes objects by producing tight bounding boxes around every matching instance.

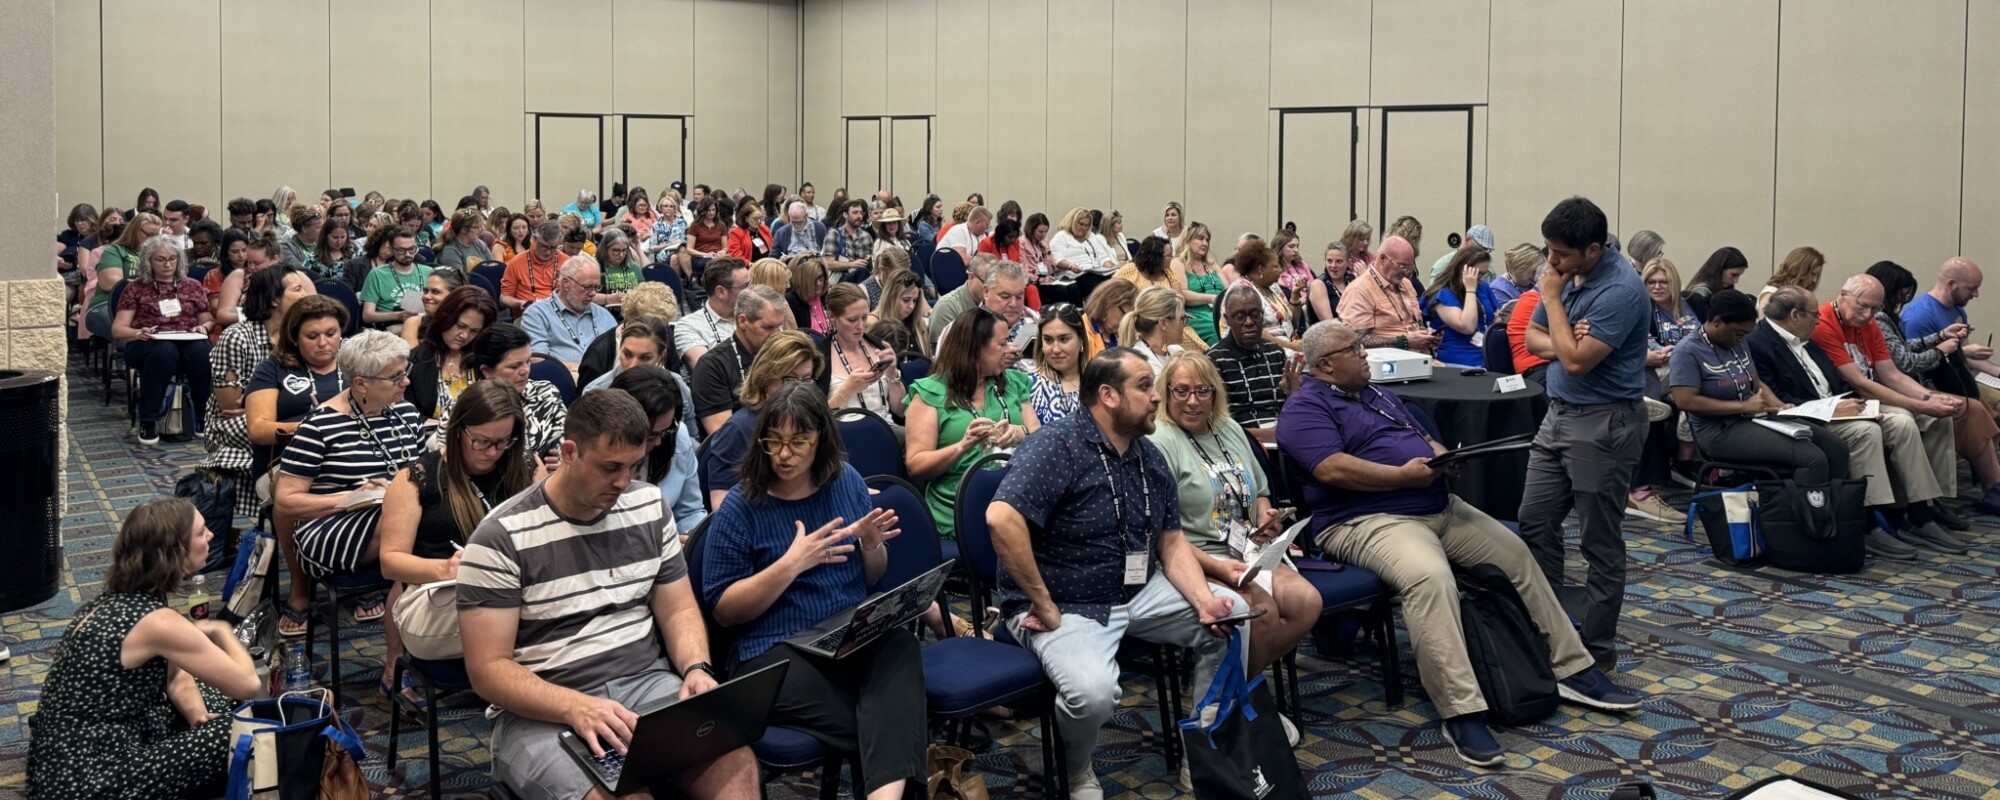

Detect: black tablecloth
[1388,371,1548,522]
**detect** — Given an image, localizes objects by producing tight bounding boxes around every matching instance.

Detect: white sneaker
[0,645,10,661]
[1643,396,1672,423]
[1067,768,1102,800]
[1625,493,1686,525]
[1281,713,1300,746]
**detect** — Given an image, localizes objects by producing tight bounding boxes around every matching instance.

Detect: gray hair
[535,220,563,242]
[735,283,784,320]
[1220,281,1261,312]
[1765,285,1816,321]
[786,199,807,216]
[1323,242,1347,256]
[1301,320,1355,365]
[577,189,596,204]
[558,255,600,282]
[336,329,411,384]
[136,235,187,284]
[1627,230,1665,268]
[989,260,1028,284]
[967,252,1002,283]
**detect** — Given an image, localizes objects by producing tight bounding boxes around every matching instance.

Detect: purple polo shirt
[1276,378,1447,534]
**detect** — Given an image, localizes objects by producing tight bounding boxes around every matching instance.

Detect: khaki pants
[1316,497,1595,718]
[1829,406,1953,507]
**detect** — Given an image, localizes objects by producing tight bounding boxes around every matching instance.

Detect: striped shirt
[699,465,871,661]
[457,481,686,692]
[1207,337,1287,428]
[278,401,425,492]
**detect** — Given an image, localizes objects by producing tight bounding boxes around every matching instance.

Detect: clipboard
[1426,432,1534,469]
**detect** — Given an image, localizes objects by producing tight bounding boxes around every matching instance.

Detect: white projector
[1366,347,1434,383]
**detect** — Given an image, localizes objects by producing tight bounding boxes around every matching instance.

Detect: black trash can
[0,370,61,613]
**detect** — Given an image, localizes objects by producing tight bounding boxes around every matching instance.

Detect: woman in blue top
[699,383,923,800]
[1422,246,1498,367]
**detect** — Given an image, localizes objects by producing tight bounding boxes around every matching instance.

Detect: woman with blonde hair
[1050,206,1116,302]
[1757,246,1826,312]
[1174,222,1224,345]
[870,268,931,357]
[1339,218,1376,271]
[435,207,491,269]
[822,283,905,418]
[1492,243,1541,303]
[1386,215,1424,261]
[750,257,792,294]
[784,255,832,335]
[1152,201,1186,250]
[1119,286,1189,375]
[1115,236,1209,353]
[1270,228,1313,313]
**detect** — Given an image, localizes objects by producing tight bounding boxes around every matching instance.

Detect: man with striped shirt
[459,390,758,800]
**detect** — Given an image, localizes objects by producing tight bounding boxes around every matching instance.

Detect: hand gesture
[1537,267,1568,297]
[1281,352,1304,392]
[1196,595,1239,638]
[1021,600,1063,633]
[1462,264,1486,286]
[1572,319,1593,342]
[1942,322,1970,341]
[838,507,901,551]
[1966,343,1994,361]
[566,696,641,757]
[963,418,996,448]
[783,518,856,576]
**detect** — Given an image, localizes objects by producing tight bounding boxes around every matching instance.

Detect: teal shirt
[359,264,433,312]
[1147,417,1268,557]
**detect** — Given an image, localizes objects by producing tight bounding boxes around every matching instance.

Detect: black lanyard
[554,304,597,344]
[1094,445,1153,553]
[347,390,417,478]
[1188,430,1247,517]
[1329,382,1420,434]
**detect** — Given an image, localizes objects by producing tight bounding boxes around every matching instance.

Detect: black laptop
[786,560,954,659]
[558,660,789,794]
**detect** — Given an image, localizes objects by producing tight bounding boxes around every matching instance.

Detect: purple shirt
[1276,378,1448,533]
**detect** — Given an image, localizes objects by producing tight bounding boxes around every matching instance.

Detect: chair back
[1484,318,1516,375]
[910,235,936,285]
[528,360,578,405]
[899,357,932,388]
[188,263,212,284]
[931,248,967,296]
[865,476,942,592]
[1401,398,1443,440]
[695,436,715,511]
[642,265,687,307]
[952,452,1012,592]
[835,408,906,482]
[313,280,364,336]
[471,261,507,295]
[468,270,501,305]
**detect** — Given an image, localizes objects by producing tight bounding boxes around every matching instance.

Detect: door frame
[842,116,884,193]
[533,112,606,202]
[619,114,690,194]
[1378,105,1475,234]
[1274,107,1362,231]
[886,115,933,197]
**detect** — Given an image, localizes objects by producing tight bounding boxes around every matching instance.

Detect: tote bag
[392,579,463,660]
[1684,484,1764,565]
[1176,632,1305,799]
[225,689,369,800]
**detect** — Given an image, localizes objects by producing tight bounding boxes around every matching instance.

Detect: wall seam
[1483,0,1491,219]
[1615,0,1624,230]
[327,0,334,189]
[216,1,224,203]
[1770,0,1782,267]
[1960,0,1970,255]
[98,0,105,203]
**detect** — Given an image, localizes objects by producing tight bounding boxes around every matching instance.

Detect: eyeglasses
[759,434,818,455]
[1170,386,1215,401]
[461,431,517,452]
[148,255,179,265]
[360,366,413,384]
[392,246,418,255]
[564,277,601,294]
[646,426,673,444]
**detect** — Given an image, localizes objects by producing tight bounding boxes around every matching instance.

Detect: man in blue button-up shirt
[521,256,616,371]
[988,347,1249,798]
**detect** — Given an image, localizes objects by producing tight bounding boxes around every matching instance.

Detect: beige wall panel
[1381,109,1472,249]
[1964,0,2000,339]
[1185,0,1270,243]
[54,0,101,206]
[525,0,612,114]
[101,0,221,207]
[1045,0,1113,210]
[1618,0,1776,275]
[220,0,330,202]
[766,2,801,183]
[624,117,687,191]
[802,0,844,190]
[985,0,1049,215]
[432,0,525,206]
[1278,110,1359,250]
[1369,0,1486,107]
[1109,0,1184,217]
[890,117,931,198]
[841,0,888,117]
[884,0,937,116]
[613,0,695,116]
[692,0,771,193]
[846,118,883,193]
[536,116,604,203]
[933,0,990,201]
[1468,106,1486,228]
[1270,0,1369,108]
[1486,0,1621,252]
[1775,0,1963,282]
[330,0,431,201]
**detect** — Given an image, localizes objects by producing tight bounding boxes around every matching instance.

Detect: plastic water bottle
[282,643,312,692]
[185,575,211,620]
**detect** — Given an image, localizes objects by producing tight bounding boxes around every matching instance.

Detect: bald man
[1903,257,1999,383]
[1336,235,1439,353]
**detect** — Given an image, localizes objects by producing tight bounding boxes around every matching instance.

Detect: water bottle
[282,643,313,692]
[185,574,211,620]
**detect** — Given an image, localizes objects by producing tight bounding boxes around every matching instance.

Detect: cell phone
[1460,368,1487,376]
[1257,508,1297,533]
[871,357,896,373]
[1209,608,1269,627]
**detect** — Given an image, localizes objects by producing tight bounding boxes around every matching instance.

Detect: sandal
[351,598,387,623]
[278,606,311,638]
[378,674,429,714]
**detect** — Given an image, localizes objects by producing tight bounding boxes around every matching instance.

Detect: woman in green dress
[1174,222,1224,346]
[905,306,1039,539]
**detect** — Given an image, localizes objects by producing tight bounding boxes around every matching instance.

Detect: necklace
[346,389,417,478]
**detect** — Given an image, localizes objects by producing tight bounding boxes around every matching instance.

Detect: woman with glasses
[450,324,567,466]
[699,382,925,800]
[246,296,349,636]
[379,380,538,705]
[1147,352,1320,688]
[704,331,824,509]
[905,307,1039,539]
[114,235,217,446]
[595,230,646,307]
[275,330,424,628]
[1030,303,1090,424]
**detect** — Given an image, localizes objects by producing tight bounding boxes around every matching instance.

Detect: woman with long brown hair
[904,306,1039,539]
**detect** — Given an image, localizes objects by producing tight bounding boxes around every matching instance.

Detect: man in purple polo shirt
[1276,320,1638,767]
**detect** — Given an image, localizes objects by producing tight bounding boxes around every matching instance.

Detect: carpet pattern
[5,359,2000,799]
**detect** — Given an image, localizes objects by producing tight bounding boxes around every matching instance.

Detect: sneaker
[1971,487,2000,518]
[0,644,10,661]
[1639,396,1670,422]
[1067,769,1102,800]
[137,420,159,446]
[1899,522,1968,555]
[1932,504,1971,532]
[1926,524,1976,551]
[1281,713,1300,747]
[1441,715,1505,767]
[1865,529,1920,561]
[1624,493,1686,525]
[1558,669,1643,711]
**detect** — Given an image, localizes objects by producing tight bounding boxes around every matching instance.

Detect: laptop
[787,560,955,659]
[558,660,790,794]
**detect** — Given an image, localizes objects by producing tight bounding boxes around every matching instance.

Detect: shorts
[489,663,685,800]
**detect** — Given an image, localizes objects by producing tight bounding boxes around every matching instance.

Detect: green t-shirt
[91,244,139,308]
[359,264,434,312]
[1146,416,1269,558]
[603,263,644,294]
[910,369,1034,539]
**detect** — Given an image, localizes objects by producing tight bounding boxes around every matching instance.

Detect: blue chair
[642,264,687,307]
[931,248,966,296]
[100,281,131,405]
[899,357,932,388]
[385,653,474,800]
[528,358,577,405]
[314,280,365,336]
[911,236,937,288]
[694,436,715,512]
[1401,398,1443,440]
[471,261,507,297]
[836,408,905,483]
[468,271,501,305]
[188,263,211,284]
[865,476,939,593]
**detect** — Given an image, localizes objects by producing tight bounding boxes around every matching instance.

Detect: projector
[1366,347,1434,383]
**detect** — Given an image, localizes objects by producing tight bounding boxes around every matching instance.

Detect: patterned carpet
[6,357,2000,798]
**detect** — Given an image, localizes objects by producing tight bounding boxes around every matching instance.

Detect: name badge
[1224,519,1254,562]
[1124,552,1148,586]
[158,298,182,319]
[399,287,425,313]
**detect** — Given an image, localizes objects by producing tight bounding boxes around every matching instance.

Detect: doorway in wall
[621,114,689,200]
[845,115,933,198]
[534,113,605,205]
[1275,108,1361,253]
[1379,106,1474,247]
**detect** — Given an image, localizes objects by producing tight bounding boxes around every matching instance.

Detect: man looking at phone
[988,347,1250,799]
[1277,321,1638,768]
[936,260,1039,371]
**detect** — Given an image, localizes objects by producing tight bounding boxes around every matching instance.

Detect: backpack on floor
[1456,563,1559,726]
[1756,479,1867,574]
[175,467,238,573]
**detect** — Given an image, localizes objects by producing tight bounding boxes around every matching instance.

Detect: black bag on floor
[1457,563,1559,726]
[175,467,237,572]
[1177,633,1305,799]
[1755,479,1866,574]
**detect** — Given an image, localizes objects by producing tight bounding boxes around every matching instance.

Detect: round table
[1386,370,1548,522]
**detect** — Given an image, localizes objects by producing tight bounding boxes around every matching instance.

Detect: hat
[876,208,905,224]
[1467,224,1495,250]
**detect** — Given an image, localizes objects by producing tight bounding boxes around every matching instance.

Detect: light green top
[1146,415,1268,558]
[359,264,434,312]
[910,369,1034,539]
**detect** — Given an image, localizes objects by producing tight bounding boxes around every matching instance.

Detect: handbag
[225,689,370,800]
[1684,484,1765,566]
[159,379,189,438]
[925,744,989,800]
[392,579,463,660]
[1176,632,1305,799]
[222,527,277,618]
[175,467,238,573]
[1756,479,1867,574]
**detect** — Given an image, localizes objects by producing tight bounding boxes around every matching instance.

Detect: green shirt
[359,264,433,312]
[603,262,644,294]
[91,244,139,308]
[1186,267,1225,346]
[1146,416,1268,558]
[927,287,976,352]
[910,369,1034,539]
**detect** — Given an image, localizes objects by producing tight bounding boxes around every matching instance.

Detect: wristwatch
[683,661,717,680]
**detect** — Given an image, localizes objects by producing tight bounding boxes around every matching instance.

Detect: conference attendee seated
[114,234,217,445]
[579,281,681,389]
[691,284,789,434]
[1029,303,1091,424]
[1119,287,1187,376]
[1148,352,1319,715]
[609,366,707,534]
[451,324,567,462]
[926,253,998,353]
[988,347,1249,799]
[678,258,752,370]
[275,330,424,626]
[906,307,1039,540]
[771,199,828,258]
[247,295,350,637]
[936,259,1039,370]
[435,207,493,271]
[340,223,397,295]
[821,284,905,419]
[1422,246,1499,368]
[704,331,824,509]
[25,498,262,798]
[1081,278,1137,355]
[1338,235,1438,354]
[1224,239,1301,352]
[583,317,677,394]
[819,198,876,281]
[699,383,926,800]
[783,255,833,336]
[400,267,468,348]
[377,380,538,704]
[521,256,616,372]
[499,220,565,315]
[458,390,760,800]
[1746,286,1951,560]
[213,234,283,330]
[357,230,430,328]
[406,286,497,428]
[1811,276,1971,552]
[1207,284,1298,442]
[1276,321,1638,767]
[1666,289,1850,485]
[204,265,314,523]
[1870,260,2000,516]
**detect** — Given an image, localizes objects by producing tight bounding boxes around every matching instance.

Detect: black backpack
[1456,563,1559,726]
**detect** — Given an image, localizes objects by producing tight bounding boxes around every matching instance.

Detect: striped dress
[279,399,425,577]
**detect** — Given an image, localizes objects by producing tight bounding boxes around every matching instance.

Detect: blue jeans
[125,338,213,424]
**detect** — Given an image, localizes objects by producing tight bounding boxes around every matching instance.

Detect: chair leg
[387,659,404,771]
[425,673,443,800]
[1376,607,1403,708]
[1041,704,1066,799]
[816,757,841,800]
[326,586,345,710]
[1284,649,1301,719]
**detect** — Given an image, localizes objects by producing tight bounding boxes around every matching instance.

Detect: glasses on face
[462,431,517,453]
[361,366,413,384]
[392,246,418,255]
[646,426,672,444]
[149,255,179,265]
[564,277,601,294]
[759,434,818,455]
[1170,386,1215,401]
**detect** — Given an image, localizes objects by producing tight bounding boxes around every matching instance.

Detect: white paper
[1979,372,2000,390]
[337,488,385,510]
[1777,393,1878,421]
[1493,374,1527,394]
[1238,520,1306,588]
[150,331,207,341]
[1752,417,1812,440]
[1735,779,1849,800]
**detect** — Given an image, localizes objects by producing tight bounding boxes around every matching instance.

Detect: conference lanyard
[1094,445,1154,555]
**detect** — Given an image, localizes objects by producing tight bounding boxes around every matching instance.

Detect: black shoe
[1441,715,1506,767]
[137,420,159,446]
[1932,505,1971,531]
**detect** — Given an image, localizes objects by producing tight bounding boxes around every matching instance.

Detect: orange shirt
[502,248,564,304]
[1336,267,1426,346]
[1509,291,1548,372]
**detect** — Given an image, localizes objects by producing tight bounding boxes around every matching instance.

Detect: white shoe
[0,645,10,661]
[1067,768,1102,800]
[1643,396,1672,423]
[1281,713,1300,746]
